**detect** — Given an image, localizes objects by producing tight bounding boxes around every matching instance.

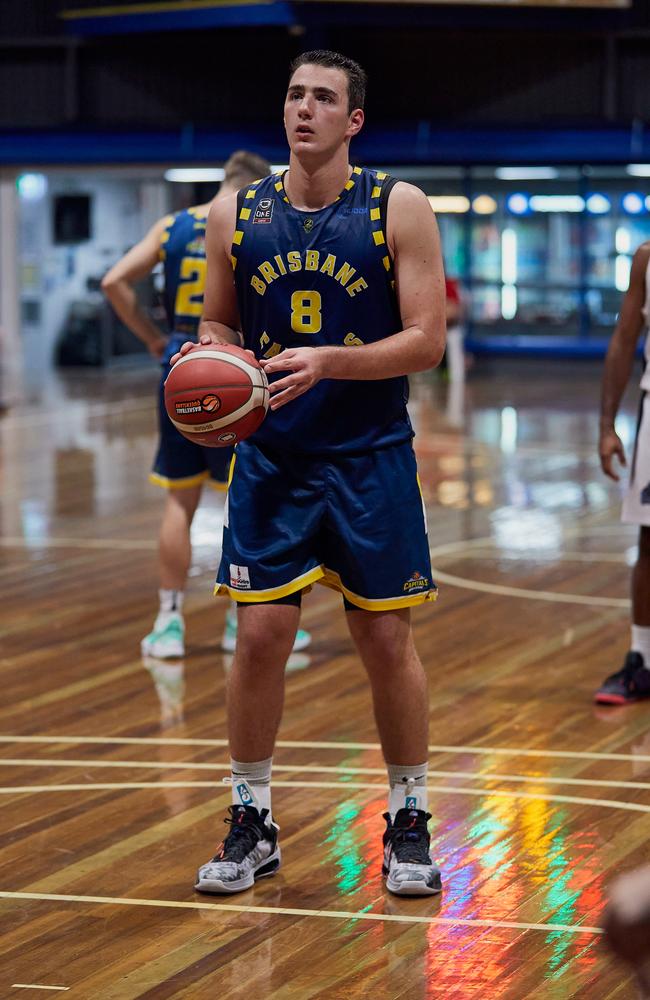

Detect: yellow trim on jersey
[371,186,381,199]
[245,189,256,199]
[205,478,228,492]
[239,207,251,221]
[214,565,324,602]
[149,470,209,490]
[319,568,438,611]
[226,452,237,488]
[231,255,237,270]
[369,207,381,221]
[344,178,355,191]
[382,255,391,271]
[376,171,387,180]
[232,230,244,245]
[274,180,284,193]
[373,230,386,247]
[353,166,363,175]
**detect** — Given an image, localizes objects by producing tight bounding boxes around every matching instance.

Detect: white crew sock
[159,589,184,614]
[631,625,650,670]
[386,762,428,818]
[230,756,272,815]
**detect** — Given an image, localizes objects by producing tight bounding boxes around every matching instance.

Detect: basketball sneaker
[141,612,184,659]
[220,604,312,654]
[595,651,650,705]
[195,804,281,894]
[382,808,442,896]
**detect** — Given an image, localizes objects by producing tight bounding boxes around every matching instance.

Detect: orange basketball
[164,344,269,447]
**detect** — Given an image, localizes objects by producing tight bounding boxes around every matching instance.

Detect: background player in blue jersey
[174,52,446,896]
[102,150,311,658]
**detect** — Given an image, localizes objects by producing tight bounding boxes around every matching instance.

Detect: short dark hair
[223,150,271,188]
[289,50,366,113]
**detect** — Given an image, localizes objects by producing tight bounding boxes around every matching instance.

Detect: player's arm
[101,218,168,358]
[261,182,446,410]
[599,243,650,480]
[198,194,243,346]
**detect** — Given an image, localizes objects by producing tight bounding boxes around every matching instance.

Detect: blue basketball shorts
[150,334,233,491]
[215,438,437,611]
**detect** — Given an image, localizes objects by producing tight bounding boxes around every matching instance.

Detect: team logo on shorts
[403,570,429,593]
[253,198,274,224]
[201,394,221,413]
[230,563,251,589]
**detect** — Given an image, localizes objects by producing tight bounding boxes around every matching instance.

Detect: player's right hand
[169,340,197,366]
[599,427,627,481]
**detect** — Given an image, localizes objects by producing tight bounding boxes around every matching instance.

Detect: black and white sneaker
[382,808,442,896]
[195,804,281,895]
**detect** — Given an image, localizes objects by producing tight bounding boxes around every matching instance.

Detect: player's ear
[346,108,364,139]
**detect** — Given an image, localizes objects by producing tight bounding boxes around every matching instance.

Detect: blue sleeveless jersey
[159,207,208,337]
[231,168,412,454]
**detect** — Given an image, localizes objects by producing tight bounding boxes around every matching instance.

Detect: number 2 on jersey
[290,290,322,334]
[175,257,207,317]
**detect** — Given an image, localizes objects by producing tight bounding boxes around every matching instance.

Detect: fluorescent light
[615,254,631,292]
[427,196,470,213]
[529,195,584,213]
[472,194,497,215]
[164,168,225,183]
[585,193,611,214]
[501,285,517,321]
[17,173,47,200]
[496,167,559,181]
[622,192,645,215]
[615,226,631,254]
[506,193,529,215]
[501,229,517,285]
[627,164,650,177]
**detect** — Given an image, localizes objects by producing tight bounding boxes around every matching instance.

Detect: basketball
[164,343,269,447]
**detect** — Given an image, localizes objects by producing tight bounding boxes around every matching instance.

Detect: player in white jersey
[596,241,650,703]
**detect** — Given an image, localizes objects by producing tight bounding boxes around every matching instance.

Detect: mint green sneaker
[220,605,311,653]
[141,612,185,659]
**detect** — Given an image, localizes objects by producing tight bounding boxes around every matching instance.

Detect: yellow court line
[0,779,648,814]
[430,568,629,608]
[0,890,603,936]
[4,758,650,793]
[2,735,650,763]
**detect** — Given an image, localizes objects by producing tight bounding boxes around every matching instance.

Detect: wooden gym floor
[0,358,646,998]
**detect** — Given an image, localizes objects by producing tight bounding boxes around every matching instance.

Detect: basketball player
[596,241,650,704]
[102,151,311,658]
[174,51,446,895]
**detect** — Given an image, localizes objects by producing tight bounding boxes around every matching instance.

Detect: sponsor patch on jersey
[403,570,429,593]
[175,398,202,415]
[302,217,314,233]
[230,563,251,589]
[253,198,274,224]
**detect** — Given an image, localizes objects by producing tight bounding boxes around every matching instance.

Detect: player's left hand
[261,348,325,410]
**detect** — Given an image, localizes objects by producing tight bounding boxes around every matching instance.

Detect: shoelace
[212,807,266,864]
[389,821,431,865]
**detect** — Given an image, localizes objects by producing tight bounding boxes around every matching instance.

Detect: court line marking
[430,568,629,608]
[0,779,647,814]
[3,758,650,793]
[1,735,649,763]
[0,890,603,936]
[11,988,69,993]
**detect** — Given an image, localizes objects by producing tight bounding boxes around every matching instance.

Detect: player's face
[284,64,364,157]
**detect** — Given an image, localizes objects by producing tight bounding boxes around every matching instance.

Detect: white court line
[0,890,603,936]
[11,987,69,993]
[430,569,629,608]
[0,779,647,814]
[0,538,156,552]
[1,735,649,763]
[3,758,650,793]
